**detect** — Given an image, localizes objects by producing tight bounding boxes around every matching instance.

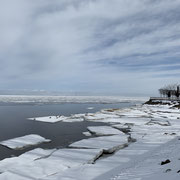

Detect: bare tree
[159,84,180,98]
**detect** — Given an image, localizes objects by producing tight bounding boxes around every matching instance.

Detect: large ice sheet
[69,135,128,153]
[0,148,103,179]
[0,148,55,173]
[87,126,124,136]
[0,134,51,149]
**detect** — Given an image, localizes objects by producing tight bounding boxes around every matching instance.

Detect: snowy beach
[0,97,180,179]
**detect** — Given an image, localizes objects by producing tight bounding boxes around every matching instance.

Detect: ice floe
[28,115,85,123]
[82,131,92,136]
[69,134,128,153]
[87,107,94,110]
[28,115,68,123]
[87,126,124,136]
[0,134,51,149]
[0,148,103,179]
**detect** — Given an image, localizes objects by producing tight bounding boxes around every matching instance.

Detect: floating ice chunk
[69,135,128,153]
[87,126,124,136]
[28,115,68,123]
[0,134,51,149]
[87,107,94,110]
[83,131,92,136]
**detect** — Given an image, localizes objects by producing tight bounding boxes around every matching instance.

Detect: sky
[0,0,180,96]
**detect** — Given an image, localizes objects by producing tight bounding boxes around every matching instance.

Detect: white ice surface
[82,131,92,136]
[0,135,51,149]
[87,126,124,136]
[69,134,128,153]
[28,115,85,123]
[0,148,103,179]
[109,137,180,180]
[1,103,180,180]
[0,172,32,180]
[28,116,68,123]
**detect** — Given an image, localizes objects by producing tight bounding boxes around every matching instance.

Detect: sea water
[0,101,139,160]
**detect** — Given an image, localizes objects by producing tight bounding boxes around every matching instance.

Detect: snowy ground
[0,101,180,179]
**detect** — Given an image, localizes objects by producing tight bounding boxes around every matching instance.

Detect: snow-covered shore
[0,101,180,180]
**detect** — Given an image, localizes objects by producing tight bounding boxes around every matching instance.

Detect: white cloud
[0,0,180,95]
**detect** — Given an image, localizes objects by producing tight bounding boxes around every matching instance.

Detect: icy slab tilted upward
[0,148,55,174]
[87,126,124,136]
[0,148,103,180]
[0,134,51,149]
[69,134,128,153]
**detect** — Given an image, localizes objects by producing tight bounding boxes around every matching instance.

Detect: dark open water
[0,102,136,160]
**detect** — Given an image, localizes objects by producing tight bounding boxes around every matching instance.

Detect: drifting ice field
[0,99,180,180]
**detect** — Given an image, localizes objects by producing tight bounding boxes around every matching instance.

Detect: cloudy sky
[0,0,180,96]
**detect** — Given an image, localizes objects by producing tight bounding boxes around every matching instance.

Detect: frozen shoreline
[0,100,180,179]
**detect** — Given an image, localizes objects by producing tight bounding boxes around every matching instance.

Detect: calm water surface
[0,102,136,160]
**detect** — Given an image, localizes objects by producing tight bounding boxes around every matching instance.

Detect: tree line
[159,84,180,98]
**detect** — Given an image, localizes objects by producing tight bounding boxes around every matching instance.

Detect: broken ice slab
[87,107,94,110]
[28,115,84,123]
[0,148,55,173]
[28,115,68,123]
[83,131,92,136]
[69,134,128,153]
[0,149,103,179]
[112,124,130,130]
[85,113,120,121]
[87,126,124,136]
[0,134,51,150]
